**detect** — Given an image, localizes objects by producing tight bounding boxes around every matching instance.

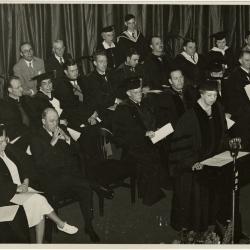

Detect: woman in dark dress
[169,81,231,235]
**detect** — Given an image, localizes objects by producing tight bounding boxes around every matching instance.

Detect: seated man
[0,76,32,151]
[45,39,72,78]
[54,58,95,129]
[111,48,144,100]
[30,108,113,242]
[84,50,121,129]
[112,77,165,206]
[96,25,119,70]
[13,42,45,96]
[143,36,171,90]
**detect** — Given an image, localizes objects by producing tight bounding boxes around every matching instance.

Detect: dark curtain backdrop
[1,4,250,84]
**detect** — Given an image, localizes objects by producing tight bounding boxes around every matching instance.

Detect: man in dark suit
[30,108,113,242]
[96,26,119,70]
[143,36,171,90]
[54,58,95,129]
[13,42,45,96]
[117,14,147,65]
[223,50,250,150]
[110,48,144,100]
[84,50,120,129]
[45,40,72,78]
[0,76,32,151]
[112,77,165,206]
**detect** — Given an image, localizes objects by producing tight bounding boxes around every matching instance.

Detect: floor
[49,180,250,245]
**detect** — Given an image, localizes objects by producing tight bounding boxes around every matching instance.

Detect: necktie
[29,62,32,68]
[59,57,63,65]
[17,102,30,126]
[191,55,196,63]
[132,32,136,39]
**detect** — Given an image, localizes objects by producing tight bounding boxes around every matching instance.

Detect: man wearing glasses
[13,42,45,96]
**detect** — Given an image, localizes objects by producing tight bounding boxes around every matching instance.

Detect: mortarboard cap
[31,71,55,83]
[125,14,135,22]
[210,31,227,41]
[101,25,114,33]
[123,77,141,92]
[199,80,218,92]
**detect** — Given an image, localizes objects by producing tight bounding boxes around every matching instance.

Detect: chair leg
[98,196,104,217]
[130,176,136,204]
[44,217,53,243]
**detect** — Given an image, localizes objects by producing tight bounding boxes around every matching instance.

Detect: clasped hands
[50,127,70,146]
[17,178,29,193]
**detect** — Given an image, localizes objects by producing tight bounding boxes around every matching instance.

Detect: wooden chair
[85,127,136,216]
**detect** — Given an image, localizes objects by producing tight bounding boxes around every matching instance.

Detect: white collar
[102,41,115,49]
[24,59,33,67]
[181,51,199,64]
[211,46,229,56]
[240,66,250,74]
[55,54,64,62]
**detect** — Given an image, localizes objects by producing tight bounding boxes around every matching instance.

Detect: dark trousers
[0,206,30,243]
[44,174,94,227]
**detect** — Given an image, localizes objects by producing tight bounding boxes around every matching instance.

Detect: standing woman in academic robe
[207,32,235,78]
[169,81,230,234]
[174,39,207,87]
[0,125,78,243]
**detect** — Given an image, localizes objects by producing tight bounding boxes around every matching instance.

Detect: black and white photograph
[0,2,250,246]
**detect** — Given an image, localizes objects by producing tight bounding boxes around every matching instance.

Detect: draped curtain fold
[1,4,250,88]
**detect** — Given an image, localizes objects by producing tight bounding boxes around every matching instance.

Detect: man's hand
[145,131,155,138]
[50,127,70,146]
[17,183,28,193]
[87,111,98,125]
[192,162,204,171]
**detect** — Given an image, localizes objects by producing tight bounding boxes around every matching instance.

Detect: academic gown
[169,102,230,232]
[112,98,165,206]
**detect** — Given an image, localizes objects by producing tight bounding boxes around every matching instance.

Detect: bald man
[30,108,113,242]
[45,40,72,78]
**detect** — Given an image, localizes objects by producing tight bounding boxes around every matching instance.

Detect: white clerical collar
[181,51,199,64]
[102,41,115,49]
[240,66,250,74]
[211,46,229,56]
[24,59,33,67]
[55,54,64,63]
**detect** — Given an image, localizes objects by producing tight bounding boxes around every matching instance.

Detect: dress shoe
[85,226,100,242]
[96,186,114,199]
[57,222,78,234]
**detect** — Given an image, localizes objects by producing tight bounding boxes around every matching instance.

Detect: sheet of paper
[0,205,19,222]
[226,117,235,129]
[9,136,21,144]
[67,127,81,141]
[151,123,174,144]
[200,151,250,167]
[10,188,43,205]
[244,84,250,100]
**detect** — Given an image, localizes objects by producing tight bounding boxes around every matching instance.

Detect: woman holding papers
[0,125,78,243]
[169,81,230,237]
